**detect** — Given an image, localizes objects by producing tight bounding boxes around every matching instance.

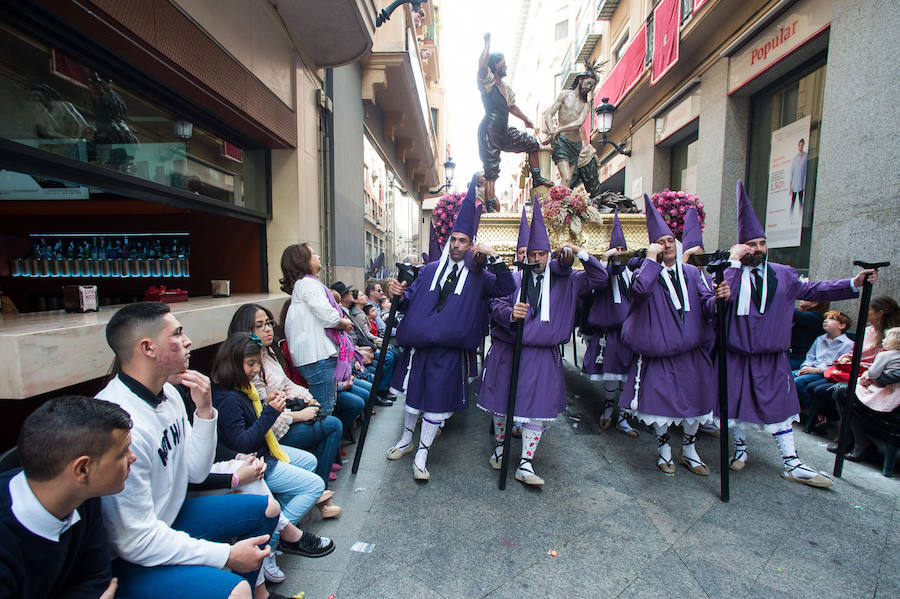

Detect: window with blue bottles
[12,233,190,279]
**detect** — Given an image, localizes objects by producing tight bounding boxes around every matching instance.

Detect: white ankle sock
[681,421,703,465]
[393,410,419,451]
[492,415,506,459]
[732,423,748,463]
[773,427,816,479]
[616,412,634,432]
[520,423,545,473]
[654,423,672,465]
[415,417,441,470]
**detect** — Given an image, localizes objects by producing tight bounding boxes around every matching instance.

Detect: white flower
[585,205,602,222]
[570,218,582,235]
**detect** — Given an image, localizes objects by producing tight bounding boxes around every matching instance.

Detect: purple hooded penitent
[517,206,530,249]
[736,180,765,243]
[608,210,627,249]
[450,173,480,240]
[527,196,551,253]
[643,193,673,243]
[681,206,703,251]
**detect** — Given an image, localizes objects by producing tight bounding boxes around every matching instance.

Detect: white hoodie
[97,376,228,567]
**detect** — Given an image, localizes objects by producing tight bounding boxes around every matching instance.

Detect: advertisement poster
[765,115,810,249]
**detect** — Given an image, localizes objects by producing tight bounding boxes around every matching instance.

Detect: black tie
[529,274,543,318]
[668,269,684,315]
[618,274,631,301]
[437,263,459,311]
[751,268,764,312]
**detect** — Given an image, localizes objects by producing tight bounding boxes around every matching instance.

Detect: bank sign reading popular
[728,0,831,94]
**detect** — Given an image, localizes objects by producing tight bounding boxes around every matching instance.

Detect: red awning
[596,24,647,107]
[651,0,681,85]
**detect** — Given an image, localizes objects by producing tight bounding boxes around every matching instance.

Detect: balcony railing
[575,21,603,64]
[597,0,621,21]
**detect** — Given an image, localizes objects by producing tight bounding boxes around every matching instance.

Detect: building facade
[537,0,898,296]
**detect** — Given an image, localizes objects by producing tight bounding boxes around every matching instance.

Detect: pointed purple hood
[427,220,441,262]
[681,206,703,251]
[608,210,627,249]
[527,196,551,253]
[736,180,765,243]
[517,206,530,249]
[643,193,673,243]
[450,173,480,240]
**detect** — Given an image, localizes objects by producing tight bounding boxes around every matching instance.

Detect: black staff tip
[853,260,890,270]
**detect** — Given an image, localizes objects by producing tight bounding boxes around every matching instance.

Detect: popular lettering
[751,21,798,65]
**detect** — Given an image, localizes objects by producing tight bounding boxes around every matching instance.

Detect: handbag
[824,361,866,383]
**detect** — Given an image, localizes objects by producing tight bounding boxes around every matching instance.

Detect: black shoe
[280,532,335,558]
[826,442,839,454]
[531,173,552,188]
[373,396,393,407]
[378,391,396,401]
[846,443,875,462]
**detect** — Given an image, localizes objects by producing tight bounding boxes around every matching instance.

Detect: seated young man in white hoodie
[96,302,295,599]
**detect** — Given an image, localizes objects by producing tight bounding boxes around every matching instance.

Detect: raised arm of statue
[478,33,491,80]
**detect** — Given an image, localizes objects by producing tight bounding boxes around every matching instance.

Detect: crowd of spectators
[0,241,404,599]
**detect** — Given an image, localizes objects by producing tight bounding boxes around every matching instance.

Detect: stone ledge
[0,293,287,400]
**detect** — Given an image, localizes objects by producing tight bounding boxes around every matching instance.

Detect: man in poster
[789,138,807,219]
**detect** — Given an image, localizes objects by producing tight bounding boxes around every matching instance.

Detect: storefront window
[746,58,827,270]
[0,24,268,216]
[670,131,699,193]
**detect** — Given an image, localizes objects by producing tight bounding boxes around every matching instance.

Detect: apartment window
[430,108,439,135]
[555,20,569,41]
[613,30,630,63]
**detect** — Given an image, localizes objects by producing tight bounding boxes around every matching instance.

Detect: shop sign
[765,115,811,249]
[728,0,831,94]
[655,88,700,144]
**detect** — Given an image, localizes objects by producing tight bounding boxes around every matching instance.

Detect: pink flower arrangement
[539,186,602,235]
[650,189,705,240]
[432,192,466,246]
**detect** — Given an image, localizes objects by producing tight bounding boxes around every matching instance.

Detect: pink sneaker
[329,471,337,481]
[331,463,342,472]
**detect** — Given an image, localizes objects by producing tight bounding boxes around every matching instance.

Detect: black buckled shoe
[280,532,335,558]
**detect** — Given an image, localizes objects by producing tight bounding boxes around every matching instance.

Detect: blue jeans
[299,357,338,416]
[279,415,342,484]
[336,389,366,437]
[793,371,826,408]
[265,445,325,548]
[365,350,395,391]
[112,494,275,597]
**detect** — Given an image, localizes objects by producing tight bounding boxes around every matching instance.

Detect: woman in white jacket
[279,243,354,418]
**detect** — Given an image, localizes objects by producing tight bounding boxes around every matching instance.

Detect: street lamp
[428,157,455,195]
[594,97,631,157]
[376,0,427,27]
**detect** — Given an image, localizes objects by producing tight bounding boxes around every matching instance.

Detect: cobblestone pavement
[277,355,899,599]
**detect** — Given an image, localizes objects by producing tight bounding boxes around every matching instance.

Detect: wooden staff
[499,260,536,490]
[352,262,420,474]
[707,251,732,502]
[833,260,889,477]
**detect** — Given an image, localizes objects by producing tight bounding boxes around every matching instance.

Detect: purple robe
[391,253,515,414]
[582,262,633,378]
[618,259,718,424]
[478,256,608,419]
[719,262,857,427]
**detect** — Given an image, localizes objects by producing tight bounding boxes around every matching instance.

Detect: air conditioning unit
[316,89,333,113]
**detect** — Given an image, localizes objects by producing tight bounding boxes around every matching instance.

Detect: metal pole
[833,260,888,477]
[499,261,535,490]
[352,263,419,474]
[707,255,731,502]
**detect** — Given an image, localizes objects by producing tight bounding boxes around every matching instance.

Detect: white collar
[9,471,81,542]
[429,242,469,295]
[517,268,550,322]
